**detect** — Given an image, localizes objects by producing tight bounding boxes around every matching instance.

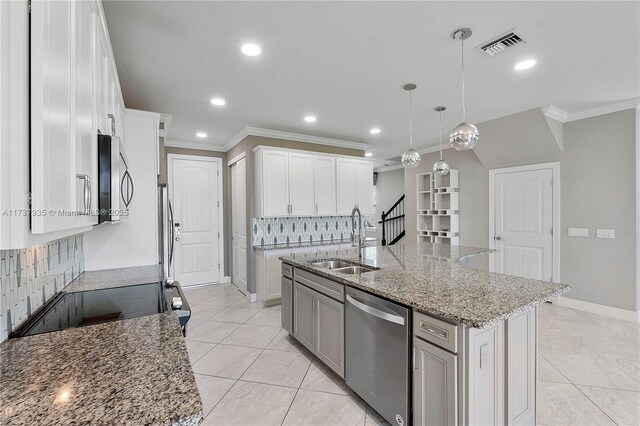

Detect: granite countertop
[280,242,570,329]
[0,265,203,426]
[253,237,377,251]
[64,264,164,293]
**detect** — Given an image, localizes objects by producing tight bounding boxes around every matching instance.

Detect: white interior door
[492,168,553,280]
[231,157,247,294]
[170,156,222,286]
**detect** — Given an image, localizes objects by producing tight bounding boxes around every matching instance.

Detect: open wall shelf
[416,170,459,245]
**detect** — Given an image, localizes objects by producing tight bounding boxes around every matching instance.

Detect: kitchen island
[280,242,570,426]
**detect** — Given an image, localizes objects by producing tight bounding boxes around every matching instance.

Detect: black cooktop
[10,282,167,338]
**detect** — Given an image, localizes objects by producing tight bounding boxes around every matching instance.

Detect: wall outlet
[568,228,589,237]
[596,229,615,239]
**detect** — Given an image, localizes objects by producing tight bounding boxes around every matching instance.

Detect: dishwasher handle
[346,294,405,325]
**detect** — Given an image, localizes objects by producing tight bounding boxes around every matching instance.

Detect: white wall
[84,110,159,270]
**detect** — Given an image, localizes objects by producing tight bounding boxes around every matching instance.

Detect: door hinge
[550,177,554,187]
[217,170,220,177]
[218,232,220,239]
[218,263,220,270]
[217,201,220,208]
[28,0,31,14]
[550,228,553,236]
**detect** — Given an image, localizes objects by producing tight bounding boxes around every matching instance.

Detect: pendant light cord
[409,90,414,149]
[461,36,466,122]
[439,110,443,161]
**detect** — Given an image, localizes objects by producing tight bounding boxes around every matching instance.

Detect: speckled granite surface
[280,242,570,329]
[253,238,378,251]
[0,311,203,426]
[64,264,164,293]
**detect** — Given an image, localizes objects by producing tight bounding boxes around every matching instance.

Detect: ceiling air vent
[479,29,527,57]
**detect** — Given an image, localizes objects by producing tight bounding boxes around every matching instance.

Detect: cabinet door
[315,291,345,378]
[75,0,98,227]
[413,337,458,426]
[30,0,78,233]
[265,253,283,300]
[261,150,290,217]
[336,158,356,215]
[281,277,293,333]
[293,282,315,352]
[314,156,337,216]
[289,152,315,216]
[96,22,109,134]
[355,160,373,215]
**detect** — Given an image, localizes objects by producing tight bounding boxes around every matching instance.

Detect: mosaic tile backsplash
[252,216,365,246]
[0,234,84,342]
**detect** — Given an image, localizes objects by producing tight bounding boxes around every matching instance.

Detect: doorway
[489,162,560,282]
[229,153,248,296]
[168,154,224,286]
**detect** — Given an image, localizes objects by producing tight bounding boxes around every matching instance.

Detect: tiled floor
[184,283,639,426]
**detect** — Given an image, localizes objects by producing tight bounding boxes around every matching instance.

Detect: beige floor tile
[186,321,241,344]
[605,357,640,382]
[283,389,366,426]
[538,316,563,332]
[211,307,259,323]
[184,285,227,303]
[221,324,281,349]
[538,303,589,322]
[538,355,569,383]
[194,374,236,417]
[578,386,640,426]
[538,329,593,358]
[203,381,297,426]
[601,318,640,345]
[545,353,640,391]
[192,344,262,379]
[266,329,308,353]
[365,405,391,426]
[185,340,216,364]
[230,298,264,310]
[245,308,282,327]
[202,293,245,307]
[300,359,350,395]
[553,318,620,338]
[576,334,640,360]
[537,381,615,425]
[241,349,311,388]
[189,304,227,323]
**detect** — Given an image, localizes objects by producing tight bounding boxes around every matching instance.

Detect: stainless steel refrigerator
[158,183,175,279]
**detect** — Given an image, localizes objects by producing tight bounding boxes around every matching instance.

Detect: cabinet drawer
[294,268,344,302]
[414,311,459,353]
[282,262,293,279]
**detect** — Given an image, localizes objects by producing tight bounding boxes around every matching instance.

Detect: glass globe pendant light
[449,28,479,151]
[433,106,450,176]
[401,83,421,168]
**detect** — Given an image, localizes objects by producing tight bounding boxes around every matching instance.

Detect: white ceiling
[103,1,640,163]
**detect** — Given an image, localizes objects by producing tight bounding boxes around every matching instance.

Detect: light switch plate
[568,228,589,237]
[596,229,615,239]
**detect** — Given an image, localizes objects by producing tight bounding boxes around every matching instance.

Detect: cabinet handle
[315,204,318,214]
[419,321,449,341]
[76,174,91,215]
[107,113,116,137]
[412,346,417,372]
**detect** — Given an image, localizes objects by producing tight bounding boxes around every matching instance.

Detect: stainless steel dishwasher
[345,286,411,426]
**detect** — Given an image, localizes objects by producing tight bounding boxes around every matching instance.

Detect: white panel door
[355,160,373,215]
[231,157,247,294]
[170,157,221,286]
[289,152,315,216]
[494,168,553,280]
[336,158,356,215]
[262,150,290,217]
[314,156,337,216]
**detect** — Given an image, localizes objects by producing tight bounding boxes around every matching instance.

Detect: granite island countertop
[0,265,203,426]
[280,242,570,329]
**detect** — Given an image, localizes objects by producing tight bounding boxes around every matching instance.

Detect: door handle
[494,236,503,241]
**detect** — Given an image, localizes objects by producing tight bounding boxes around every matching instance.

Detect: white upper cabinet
[355,160,374,215]
[336,158,356,215]
[96,22,109,134]
[258,149,290,217]
[314,156,337,216]
[289,152,315,216]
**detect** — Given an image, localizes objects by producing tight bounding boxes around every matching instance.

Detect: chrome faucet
[351,206,367,260]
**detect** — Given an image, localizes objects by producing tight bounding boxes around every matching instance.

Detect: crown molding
[543,98,640,123]
[225,126,370,152]
[165,139,226,152]
[159,113,173,139]
[123,108,162,119]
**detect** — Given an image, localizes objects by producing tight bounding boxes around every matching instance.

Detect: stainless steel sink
[333,266,376,274]
[312,260,354,270]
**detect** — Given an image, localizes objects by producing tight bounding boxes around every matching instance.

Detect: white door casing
[489,162,559,282]
[230,155,248,295]
[168,155,223,286]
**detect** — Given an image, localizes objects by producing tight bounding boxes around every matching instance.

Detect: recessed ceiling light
[304,115,317,123]
[369,128,381,135]
[241,43,261,56]
[514,59,536,70]
[365,152,373,157]
[196,132,207,138]
[210,98,226,106]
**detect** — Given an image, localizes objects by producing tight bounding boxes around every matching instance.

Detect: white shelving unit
[416,170,459,245]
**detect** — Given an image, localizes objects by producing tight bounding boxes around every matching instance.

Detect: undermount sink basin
[312,260,354,270]
[333,266,376,274]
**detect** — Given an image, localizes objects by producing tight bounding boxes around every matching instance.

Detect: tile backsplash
[252,216,364,246]
[0,234,84,342]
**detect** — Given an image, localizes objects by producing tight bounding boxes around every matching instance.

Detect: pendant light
[433,106,450,176]
[401,83,421,168]
[449,28,479,150]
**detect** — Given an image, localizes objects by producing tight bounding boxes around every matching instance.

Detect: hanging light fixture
[401,83,421,168]
[449,28,479,150]
[433,106,450,176]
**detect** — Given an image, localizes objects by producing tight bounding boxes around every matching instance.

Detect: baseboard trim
[222,276,231,284]
[248,293,257,303]
[555,296,640,323]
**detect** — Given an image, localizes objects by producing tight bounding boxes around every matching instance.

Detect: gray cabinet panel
[315,291,345,378]
[293,282,315,351]
[281,277,293,333]
[414,337,458,426]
